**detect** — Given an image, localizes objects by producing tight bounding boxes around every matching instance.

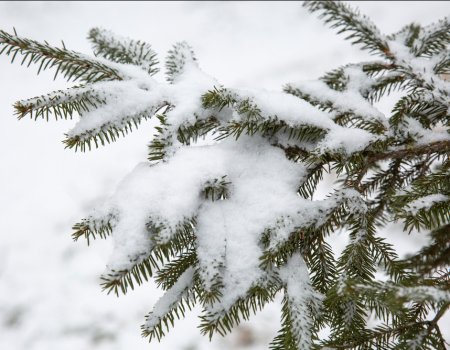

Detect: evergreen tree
[1,1,449,349]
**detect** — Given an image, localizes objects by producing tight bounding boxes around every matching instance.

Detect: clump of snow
[400,117,450,145]
[396,285,450,303]
[67,80,164,138]
[344,65,375,95]
[405,194,449,214]
[279,253,323,350]
[96,135,308,301]
[92,127,371,314]
[165,60,219,127]
[317,125,376,154]
[287,80,387,126]
[89,27,158,74]
[236,88,335,129]
[65,57,219,144]
[144,267,195,331]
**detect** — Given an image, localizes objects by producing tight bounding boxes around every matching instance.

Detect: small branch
[430,301,450,326]
[368,140,450,164]
[433,324,449,349]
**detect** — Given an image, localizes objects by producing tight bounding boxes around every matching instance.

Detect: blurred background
[0,2,449,349]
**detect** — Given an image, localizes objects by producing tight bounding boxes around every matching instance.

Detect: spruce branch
[404,224,450,275]
[304,1,391,57]
[65,102,169,152]
[389,23,422,49]
[71,218,113,245]
[413,18,450,57]
[199,281,281,339]
[165,41,197,83]
[0,29,122,82]
[14,85,105,121]
[366,140,450,164]
[101,255,160,296]
[88,27,159,75]
[141,267,197,341]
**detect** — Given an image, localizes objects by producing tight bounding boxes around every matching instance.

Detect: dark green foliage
[165,41,196,83]
[405,224,450,276]
[142,277,196,341]
[199,281,282,339]
[0,29,122,82]
[71,218,113,244]
[303,1,391,56]
[64,103,167,152]
[88,27,159,75]
[413,18,450,57]
[14,85,104,121]
[270,295,301,350]
[203,87,327,142]
[202,176,231,201]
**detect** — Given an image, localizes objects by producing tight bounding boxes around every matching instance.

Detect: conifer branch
[304,1,391,57]
[88,27,159,75]
[413,18,450,57]
[199,281,281,339]
[71,217,113,245]
[101,255,160,296]
[367,140,450,163]
[141,267,197,341]
[14,85,104,120]
[404,224,450,275]
[65,102,169,152]
[165,41,197,83]
[0,29,122,82]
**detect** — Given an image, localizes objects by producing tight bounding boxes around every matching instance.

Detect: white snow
[278,253,323,350]
[317,125,376,154]
[288,80,387,125]
[67,80,164,138]
[90,27,158,74]
[144,267,195,331]
[396,285,450,303]
[406,194,449,214]
[236,88,335,129]
[97,135,309,303]
[401,117,450,145]
[66,57,218,142]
